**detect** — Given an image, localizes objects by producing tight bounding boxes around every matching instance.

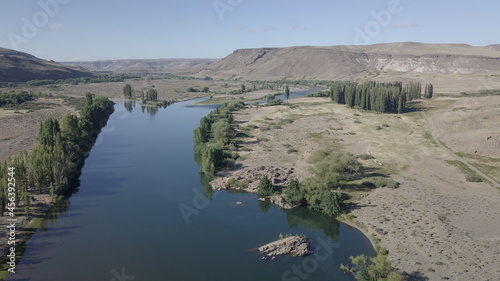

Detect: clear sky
[1,0,499,61]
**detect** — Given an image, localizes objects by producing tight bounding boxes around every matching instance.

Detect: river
[8,94,374,281]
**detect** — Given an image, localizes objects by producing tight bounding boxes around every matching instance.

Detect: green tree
[424,83,433,99]
[123,84,133,99]
[61,114,81,142]
[285,179,305,206]
[258,175,275,197]
[342,247,404,281]
[284,85,290,104]
[241,84,246,93]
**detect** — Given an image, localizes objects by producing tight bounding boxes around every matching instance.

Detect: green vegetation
[142,88,158,102]
[194,102,245,176]
[0,94,114,213]
[266,94,283,106]
[329,81,432,113]
[305,91,330,97]
[123,84,134,99]
[0,90,33,107]
[258,175,278,197]
[282,150,363,217]
[284,85,290,103]
[341,247,404,281]
[424,83,434,99]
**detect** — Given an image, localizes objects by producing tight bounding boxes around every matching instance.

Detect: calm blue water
[8,97,373,281]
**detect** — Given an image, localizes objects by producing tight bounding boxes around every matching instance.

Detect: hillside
[0,48,95,82]
[186,42,500,83]
[61,58,217,73]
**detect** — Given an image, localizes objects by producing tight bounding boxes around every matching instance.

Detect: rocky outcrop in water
[258,235,312,258]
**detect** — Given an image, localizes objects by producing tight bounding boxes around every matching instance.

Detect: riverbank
[209,96,500,280]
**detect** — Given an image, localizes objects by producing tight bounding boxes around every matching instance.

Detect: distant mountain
[0,48,95,82]
[61,58,218,73]
[185,42,500,81]
[485,44,500,51]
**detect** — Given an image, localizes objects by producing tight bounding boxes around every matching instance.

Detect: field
[210,95,500,280]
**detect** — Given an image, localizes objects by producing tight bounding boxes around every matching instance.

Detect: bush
[354,119,362,124]
[258,175,276,197]
[358,154,375,160]
[465,174,483,183]
[363,177,400,189]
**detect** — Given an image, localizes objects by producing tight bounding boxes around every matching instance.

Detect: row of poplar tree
[329,81,433,113]
[0,93,115,214]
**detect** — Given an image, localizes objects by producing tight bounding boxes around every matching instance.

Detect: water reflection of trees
[39,197,73,231]
[141,105,159,116]
[283,207,340,240]
[124,101,135,112]
[200,173,215,200]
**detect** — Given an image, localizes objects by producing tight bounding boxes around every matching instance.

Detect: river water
[9,95,374,281]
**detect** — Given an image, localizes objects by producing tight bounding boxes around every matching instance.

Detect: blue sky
[1,0,499,61]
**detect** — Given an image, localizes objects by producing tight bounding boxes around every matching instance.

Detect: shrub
[465,174,483,183]
[354,119,362,124]
[258,175,276,197]
[363,177,400,189]
[226,178,248,189]
[358,154,375,160]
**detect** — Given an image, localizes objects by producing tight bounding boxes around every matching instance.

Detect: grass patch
[455,152,500,163]
[424,132,437,145]
[446,160,486,183]
[306,132,324,138]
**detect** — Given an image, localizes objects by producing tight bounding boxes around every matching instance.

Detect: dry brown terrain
[61,58,217,73]
[210,96,500,280]
[0,98,78,161]
[187,43,500,95]
[0,47,94,82]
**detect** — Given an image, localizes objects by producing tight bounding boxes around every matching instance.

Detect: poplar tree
[284,85,290,103]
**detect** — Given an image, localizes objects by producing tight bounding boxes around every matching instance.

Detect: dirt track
[421,111,500,188]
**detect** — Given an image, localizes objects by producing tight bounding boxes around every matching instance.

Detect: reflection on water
[123,101,135,112]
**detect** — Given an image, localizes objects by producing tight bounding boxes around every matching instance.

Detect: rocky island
[258,235,312,258]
